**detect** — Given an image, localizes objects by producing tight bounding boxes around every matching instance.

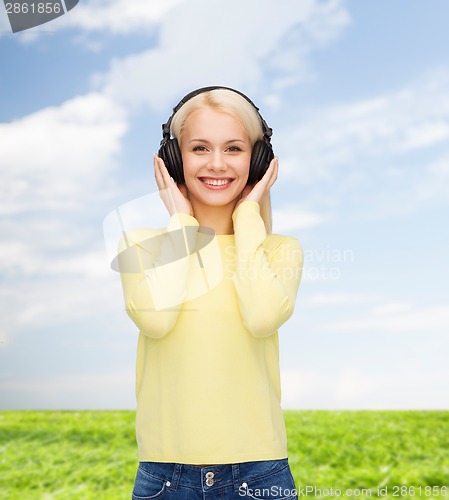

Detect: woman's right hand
[154,153,194,217]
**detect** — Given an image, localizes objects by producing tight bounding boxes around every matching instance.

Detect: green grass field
[0,410,448,499]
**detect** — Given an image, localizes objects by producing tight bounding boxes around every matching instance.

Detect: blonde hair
[170,89,273,233]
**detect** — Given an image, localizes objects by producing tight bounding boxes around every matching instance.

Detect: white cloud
[94,0,350,111]
[0,370,135,409]
[302,292,377,306]
[0,92,128,214]
[61,0,184,34]
[281,365,449,409]
[0,240,110,279]
[273,204,327,232]
[372,301,412,316]
[0,8,10,33]
[0,91,130,343]
[321,303,449,334]
[263,0,351,87]
[414,153,449,203]
[397,120,449,151]
[298,243,355,283]
[1,0,185,40]
[4,0,350,55]
[0,265,126,338]
[280,74,449,180]
[275,70,449,218]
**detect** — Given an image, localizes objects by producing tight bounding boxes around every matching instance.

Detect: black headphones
[158,86,274,185]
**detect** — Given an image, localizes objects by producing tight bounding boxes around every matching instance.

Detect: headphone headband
[161,86,272,142]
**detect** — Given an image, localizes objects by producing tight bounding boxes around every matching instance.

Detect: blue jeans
[132,458,298,499]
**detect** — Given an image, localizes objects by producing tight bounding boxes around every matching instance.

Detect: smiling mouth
[198,177,235,187]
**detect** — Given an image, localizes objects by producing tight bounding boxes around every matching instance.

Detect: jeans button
[205,472,214,479]
[206,478,214,486]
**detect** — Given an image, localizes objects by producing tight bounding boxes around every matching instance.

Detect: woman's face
[180,106,252,212]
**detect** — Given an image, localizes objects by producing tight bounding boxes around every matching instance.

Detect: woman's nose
[207,150,226,171]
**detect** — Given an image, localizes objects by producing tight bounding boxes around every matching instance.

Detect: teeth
[202,178,232,186]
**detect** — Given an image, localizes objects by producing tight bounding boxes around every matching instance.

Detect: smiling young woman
[119,87,304,500]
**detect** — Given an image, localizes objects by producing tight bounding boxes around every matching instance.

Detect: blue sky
[1,0,448,410]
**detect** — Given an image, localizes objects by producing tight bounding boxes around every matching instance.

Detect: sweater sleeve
[231,201,303,338]
[119,212,200,339]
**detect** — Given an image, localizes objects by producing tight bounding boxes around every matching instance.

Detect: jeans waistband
[138,458,289,493]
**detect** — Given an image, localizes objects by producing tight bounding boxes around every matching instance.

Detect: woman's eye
[192,146,207,152]
[227,146,242,152]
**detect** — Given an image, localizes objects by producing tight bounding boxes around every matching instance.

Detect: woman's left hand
[236,156,278,208]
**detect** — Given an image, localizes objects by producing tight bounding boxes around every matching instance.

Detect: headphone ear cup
[248,140,274,185]
[158,138,185,184]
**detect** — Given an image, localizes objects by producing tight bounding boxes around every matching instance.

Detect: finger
[255,157,276,190]
[154,154,166,190]
[266,156,279,188]
[245,158,277,202]
[157,156,174,186]
[261,156,278,189]
[156,156,176,192]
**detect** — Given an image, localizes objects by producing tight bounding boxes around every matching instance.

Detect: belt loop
[232,463,241,492]
[170,463,182,491]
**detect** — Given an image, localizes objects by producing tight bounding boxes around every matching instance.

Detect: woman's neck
[191,201,237,235]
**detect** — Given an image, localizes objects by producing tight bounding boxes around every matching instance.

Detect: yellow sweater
[119,201,303,464]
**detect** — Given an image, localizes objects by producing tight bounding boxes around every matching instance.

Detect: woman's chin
[188,184,245,209]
